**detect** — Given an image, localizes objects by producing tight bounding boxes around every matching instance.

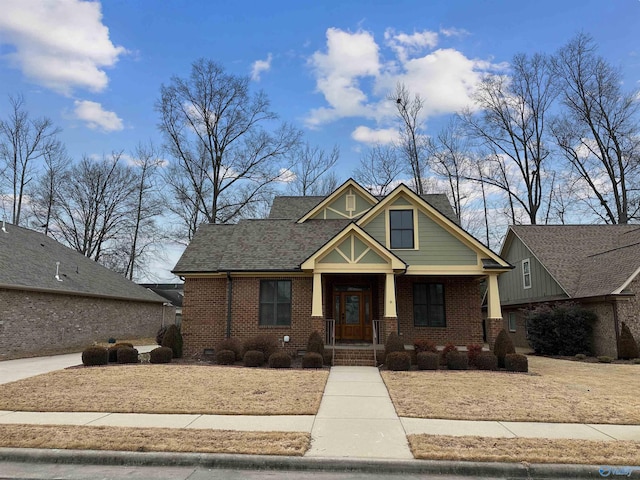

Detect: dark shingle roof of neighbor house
[0,222,165,303]
[173,219,351,273]
[509,224,640,298]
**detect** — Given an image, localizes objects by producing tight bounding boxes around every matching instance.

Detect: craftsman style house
[499,225,640,357]
[173,179,512,361]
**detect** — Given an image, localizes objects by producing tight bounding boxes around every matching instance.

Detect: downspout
[226,272,233,339]
[609,297,621,358]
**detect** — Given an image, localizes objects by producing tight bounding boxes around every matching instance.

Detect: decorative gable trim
[297,178,378,223]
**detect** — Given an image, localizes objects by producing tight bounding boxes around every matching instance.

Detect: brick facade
[0,288,168,360]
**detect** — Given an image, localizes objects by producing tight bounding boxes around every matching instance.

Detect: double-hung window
[522,259,531,289]
[259,280,291,326]
[390,210,414,249]
[413,283,446,327]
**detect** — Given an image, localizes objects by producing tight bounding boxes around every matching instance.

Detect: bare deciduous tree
[31,141,69,235]
[354,144,403,195]
[157,59,301,240]
[0,94,61,225]
[551,33,640,224]
[286,143,339,196]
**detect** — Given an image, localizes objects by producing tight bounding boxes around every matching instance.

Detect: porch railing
[372,319,382,366]
[325,318,336,366]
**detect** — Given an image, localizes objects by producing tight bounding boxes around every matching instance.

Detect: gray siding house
[0,222,170,359]
[499,225,640,357]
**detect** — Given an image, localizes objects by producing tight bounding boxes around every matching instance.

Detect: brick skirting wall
[0,288,167,360]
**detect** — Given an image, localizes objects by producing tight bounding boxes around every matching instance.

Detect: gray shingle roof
[173,219,351,273]
[419,194,459,224]
[0,222,165,303]
[509,225,640,298]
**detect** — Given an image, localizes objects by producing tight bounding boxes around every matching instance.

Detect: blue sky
[0,0,639,280]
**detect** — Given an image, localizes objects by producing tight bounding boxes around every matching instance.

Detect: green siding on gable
[499,235,567,305]
[365,212,386,243]
[359,249,387,264]
[309,188,374,219]
[391,197,411,206]
[338,238,351,258]
[355,192,374,213]
[319,249,348,264]
[353,237,368,259]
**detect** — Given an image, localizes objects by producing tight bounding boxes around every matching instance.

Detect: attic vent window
[346,194,356,212]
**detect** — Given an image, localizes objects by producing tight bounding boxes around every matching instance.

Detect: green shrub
[416,351,439,370]
[493,329,515,368]
[302,352,324,369]
[108,343,134,363]
[268,352,291,369]
[413,339,437,354]
[467,344,483,367]
[386,351,411,371]
[216,349,236,365]
[618,322,639,360]
[440,343,458,365]
[81,346,108,366]
[243,350,265,367]
[598,356,613,363]
[504,353,528,372]
[161,324,183,358]
[474,351,498,371]
[574,353,587,361]
[116,346,139,364]
[633,358,640,365]
[155,326,167,345]
[217,337,243,361]
[322,350,333,366]
[446,350,468,370]
[149,346,173,364]
[385,332,405,357]
[307,331,325,355]
[526,303,596,356]
[243,335,279,360]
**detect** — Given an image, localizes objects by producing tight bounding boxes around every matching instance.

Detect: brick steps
[331,347,379,366]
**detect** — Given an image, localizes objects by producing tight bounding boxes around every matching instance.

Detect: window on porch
[413,283,446,327]
[259,280,291,326]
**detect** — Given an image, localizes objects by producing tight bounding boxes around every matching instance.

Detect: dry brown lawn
[0,425,309,456]
[408,434,640,465]
[382,356,640,424]
[0,365,328,415]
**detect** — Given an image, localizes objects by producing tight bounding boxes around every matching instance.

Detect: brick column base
[486,317,503,349]
[383,317,398,343]
[311,316,326,344]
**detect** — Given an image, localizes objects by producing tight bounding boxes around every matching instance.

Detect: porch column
[486,273,503,348]
[384,273,397,318]
[312,272,323,318]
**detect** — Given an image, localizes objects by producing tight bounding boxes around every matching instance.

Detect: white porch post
[312,272,323,317]
[486,274,502,319]
[384,273,397,318]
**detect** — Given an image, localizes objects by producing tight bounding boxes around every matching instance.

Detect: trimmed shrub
[504,353,528,372]
[493,329,515,368]
[526,303,596,356]
[598,356,613,363]
[161,324,183,359]
[385,332,405,357]
[474,351,498,371]
[574,353,587,361]
[414,339,438,354]
[149,346,173,364]
[116,346,139,364]
[440,343,458,365]
[446,350,468,370]
[302,352,324,369]
[108,343,133,363]
[467,344,483,367]
[243,334,279,360]
[243,350,265,367]
[386,351,411,371]
[82,346,108,366]
[217,337,243,361]
[322,350,333,366]
[417,351,439,370]
[268,352,291,369]
[155,326,167,345]
[618,322,640,360]
[216,349,236,365]
[307,331,325,355]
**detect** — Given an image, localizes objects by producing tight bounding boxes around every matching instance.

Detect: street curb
[0,448,606,478]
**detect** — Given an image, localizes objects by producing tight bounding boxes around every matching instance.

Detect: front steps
[330,345,383,366]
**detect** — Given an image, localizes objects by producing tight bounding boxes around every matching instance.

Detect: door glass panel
[365,295,370,323]
[334,295,340,322]
[345,295,360,324]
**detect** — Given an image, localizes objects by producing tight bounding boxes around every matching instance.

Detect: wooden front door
[334,290,372,341]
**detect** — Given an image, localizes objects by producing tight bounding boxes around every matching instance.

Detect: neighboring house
[140,283,184,327]
[499,225,640,357]
[173,179,512,363]
[0,222,170,360]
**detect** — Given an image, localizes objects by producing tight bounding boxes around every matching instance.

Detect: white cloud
[251,53,272,81]
[351,126,399,145]
[277,168,296,183]
[73,100,123,132]
[0,0,127,95]
[440,27,470,38]
[385,28,438,63]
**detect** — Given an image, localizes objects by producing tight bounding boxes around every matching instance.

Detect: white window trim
[508,312,517,332]
[386,207,419,250]
[522,258,532,289]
